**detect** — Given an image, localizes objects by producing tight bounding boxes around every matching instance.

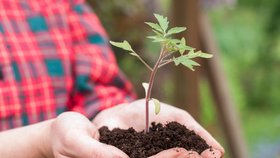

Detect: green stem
[135,54,153,71]
[158,53,190,68]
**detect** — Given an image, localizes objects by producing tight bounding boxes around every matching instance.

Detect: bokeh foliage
[208,0,280,156]
[210,0,280,110]
[87,0,155,95]
[247,0,280,110]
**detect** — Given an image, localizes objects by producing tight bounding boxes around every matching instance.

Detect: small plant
[110,14,212,133]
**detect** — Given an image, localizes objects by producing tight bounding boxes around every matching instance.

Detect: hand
[93,99,225,158]
[49,112,129,158]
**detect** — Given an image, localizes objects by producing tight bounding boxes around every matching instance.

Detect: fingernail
[201,148,222,158]
[178,151,201,158]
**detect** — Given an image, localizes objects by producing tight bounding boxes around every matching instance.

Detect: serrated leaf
[145,22,162,33]
[178,38,186,54]
[147,36,166,43]
[196,51,213,58]
[166,27,186,36]
[185,45,194,51]
[175,38,193,54]
[154,14,169,33]
[173,56,200,71]
[187,50,213,59]
[169,39,181,44]
[186,49,197,58]
[110,40,135,53]
[153,38,166,43]
[152,29,162,36]
[152,98,161,115]
[147,36,157,40]
[180,37,186,46]
[179,45,194,54]
[142,82,149,97]
[179,47,185,54]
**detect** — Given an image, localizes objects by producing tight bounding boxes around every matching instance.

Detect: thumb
[56,124,128,158]
[149,148,202,158]
[90,141,129,158]
[67,133,129,158]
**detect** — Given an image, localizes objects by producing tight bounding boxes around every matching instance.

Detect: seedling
[110,14,212,133]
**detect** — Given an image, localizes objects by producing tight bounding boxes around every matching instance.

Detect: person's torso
[0,1,78,130]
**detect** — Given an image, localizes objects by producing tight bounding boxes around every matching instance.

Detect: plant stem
[162,52,174,59]
[135,54,153,71]
[158,59,173,68]
[158,53,190,68]
[145,48,165,133]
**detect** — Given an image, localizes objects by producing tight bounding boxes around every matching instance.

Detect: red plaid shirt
[0,0,135,131]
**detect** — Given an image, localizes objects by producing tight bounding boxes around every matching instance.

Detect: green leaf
[196,51,213,58]
[186,49,196,58]
[173,56,200,71]
[169,39,181,44]
[145,22,162,33]
[179,47,185,54]
[165,39,180,52]
[178,38,186,54]
[152,29,162,36]
[154,14,169,33]
[110,40,135,53]
[166,27,186,36]
[142,82,149,97]
[154,38,166,43]
[180,37,186,46]
[174,38,193,54]
[152,98,161,115]
[147,36,157,40]
[187,50,213,59]
[179,45,193,54]
[147,35,166,43]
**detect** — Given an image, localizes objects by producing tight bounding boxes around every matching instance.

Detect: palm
[50,112,129,158]
[93,99,224,158]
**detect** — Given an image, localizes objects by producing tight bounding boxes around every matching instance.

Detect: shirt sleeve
[66,0,136,119]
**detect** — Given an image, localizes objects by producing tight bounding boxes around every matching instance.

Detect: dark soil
[99,122,210,158]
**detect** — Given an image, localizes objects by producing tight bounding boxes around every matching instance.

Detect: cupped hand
[50,112,129,158]
[93,99,225,158]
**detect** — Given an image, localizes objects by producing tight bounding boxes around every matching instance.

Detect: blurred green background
[207,1,280,157]
[88,0,280,157]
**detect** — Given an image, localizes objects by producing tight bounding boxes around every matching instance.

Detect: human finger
[201,148,222,158]
[170,109,224,156]
[57,131,129,158]
[149,148,201,158]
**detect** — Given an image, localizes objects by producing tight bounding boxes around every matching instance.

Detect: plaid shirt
[0,0,135,131]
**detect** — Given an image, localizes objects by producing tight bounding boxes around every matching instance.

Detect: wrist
[39,119,55,158]
[0,119,56,158]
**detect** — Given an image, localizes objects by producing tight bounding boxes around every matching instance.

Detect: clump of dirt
[99,122,210,158]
